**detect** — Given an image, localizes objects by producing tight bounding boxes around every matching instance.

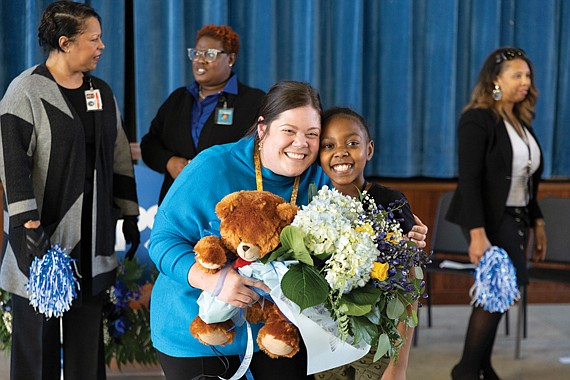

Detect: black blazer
[140,81,265,203]
[446,108,544,231]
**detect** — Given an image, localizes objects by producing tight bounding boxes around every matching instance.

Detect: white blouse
[504,120,541,207]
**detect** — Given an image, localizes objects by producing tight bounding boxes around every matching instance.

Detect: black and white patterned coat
[0,64,139,297]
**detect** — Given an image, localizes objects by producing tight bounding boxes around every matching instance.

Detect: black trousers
[157,341,313,380]
[10,292,105,380]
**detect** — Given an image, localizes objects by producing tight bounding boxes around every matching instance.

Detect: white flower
[292,186,379,294]
[2,311,12,334]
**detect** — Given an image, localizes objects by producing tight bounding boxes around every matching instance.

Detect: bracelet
[534,219,546,227]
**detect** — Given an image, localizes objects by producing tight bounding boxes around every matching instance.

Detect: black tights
[452,307,503,380]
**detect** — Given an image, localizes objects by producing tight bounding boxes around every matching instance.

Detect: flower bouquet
[263,186,430,364]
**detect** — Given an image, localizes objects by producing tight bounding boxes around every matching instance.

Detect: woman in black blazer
[447,47,547,380]
[141,25,265,204]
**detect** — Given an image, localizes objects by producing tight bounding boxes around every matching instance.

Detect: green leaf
[344,284,382,305]
[279,226,314,265]
[262,245,290,263]
[281,264,328,310]
[414,266,424,280]
[365,303,382,324]
[408,309,418,327]
[386,297,405,319]
[339,299,372,316]
[339,286,381,316]
[373,333,390,361]
[352,316,378,345]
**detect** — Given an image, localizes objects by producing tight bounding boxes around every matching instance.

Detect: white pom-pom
[26,244,79,319]
[469,246,520,313]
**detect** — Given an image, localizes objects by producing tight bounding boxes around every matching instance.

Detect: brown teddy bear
[190,190,301,358]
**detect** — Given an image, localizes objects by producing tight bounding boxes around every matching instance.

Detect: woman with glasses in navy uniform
[141,24,265,204]
[447,47,547,380]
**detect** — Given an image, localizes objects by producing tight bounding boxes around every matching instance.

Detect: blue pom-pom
[26,244,79,319]
[469,246,520,313]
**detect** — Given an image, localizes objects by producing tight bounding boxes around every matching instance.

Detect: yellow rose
[370,262,389,281]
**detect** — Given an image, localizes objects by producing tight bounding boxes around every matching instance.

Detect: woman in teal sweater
[149,81,329,379]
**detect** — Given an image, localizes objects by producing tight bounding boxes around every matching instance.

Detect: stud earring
[492,84,503,101]
[258,141,264,151]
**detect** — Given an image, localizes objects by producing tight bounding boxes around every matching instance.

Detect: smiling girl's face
[319,115,374,197]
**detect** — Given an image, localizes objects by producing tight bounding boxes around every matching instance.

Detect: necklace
[504,114,532,176]
[254,141,300,205]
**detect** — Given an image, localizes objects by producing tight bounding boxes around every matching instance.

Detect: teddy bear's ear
[276,203,299,224]
[216,192,240,219]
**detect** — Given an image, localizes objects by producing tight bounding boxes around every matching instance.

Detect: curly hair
[38,0,101,53]
[464,47,538,126]
[196,24,240,55]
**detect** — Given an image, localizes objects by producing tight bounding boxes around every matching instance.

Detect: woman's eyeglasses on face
[187,48,227,63]
[495,48,526,64]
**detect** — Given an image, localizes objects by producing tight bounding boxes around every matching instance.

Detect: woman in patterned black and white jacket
[0,2,139,379]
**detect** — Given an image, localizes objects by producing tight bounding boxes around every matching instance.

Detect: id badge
[215,107,234,125]
[85,89,103,111]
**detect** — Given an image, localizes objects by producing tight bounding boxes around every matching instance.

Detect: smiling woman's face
[257,105,321,177]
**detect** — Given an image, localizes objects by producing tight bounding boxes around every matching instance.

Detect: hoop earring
[492,84,503,101]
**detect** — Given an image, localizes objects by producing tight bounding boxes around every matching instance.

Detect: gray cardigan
[0,64,139,297]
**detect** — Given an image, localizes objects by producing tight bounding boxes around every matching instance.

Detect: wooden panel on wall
[376,178,570,305]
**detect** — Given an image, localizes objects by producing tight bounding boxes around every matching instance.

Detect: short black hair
[322,107,371,140]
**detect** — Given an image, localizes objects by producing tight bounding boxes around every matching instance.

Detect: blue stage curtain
[1,0,569,178]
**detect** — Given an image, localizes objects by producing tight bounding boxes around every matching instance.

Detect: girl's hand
[408,214,428,249]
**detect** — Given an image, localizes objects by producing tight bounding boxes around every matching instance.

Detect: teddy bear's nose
[242,245,250,251]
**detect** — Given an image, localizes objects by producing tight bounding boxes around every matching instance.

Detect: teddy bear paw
[258,334,299,358]
[190,318,235,346]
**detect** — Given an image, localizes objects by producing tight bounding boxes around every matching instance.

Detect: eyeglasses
[495,48,526,64]
[187,48,227,63]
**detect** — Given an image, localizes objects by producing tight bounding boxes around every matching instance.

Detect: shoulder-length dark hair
[464,47,538,126]
[247,81,322,141]
[38,0,101,53]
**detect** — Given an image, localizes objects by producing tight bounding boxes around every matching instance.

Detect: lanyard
[254,141,300,205]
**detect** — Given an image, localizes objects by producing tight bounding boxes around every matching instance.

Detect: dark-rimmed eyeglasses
[187,48,227,63]
[495,48,526,64]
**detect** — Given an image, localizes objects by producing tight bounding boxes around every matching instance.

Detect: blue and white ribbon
[469,246,520,313]
[26,244,79,319]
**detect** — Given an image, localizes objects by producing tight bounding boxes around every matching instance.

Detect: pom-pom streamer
[469,246,520,313]
[26,244,79,319]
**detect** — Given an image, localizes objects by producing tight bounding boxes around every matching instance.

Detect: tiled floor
[1,303,569,379]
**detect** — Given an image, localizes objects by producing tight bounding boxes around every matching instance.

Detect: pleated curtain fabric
[1,0,570,178]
